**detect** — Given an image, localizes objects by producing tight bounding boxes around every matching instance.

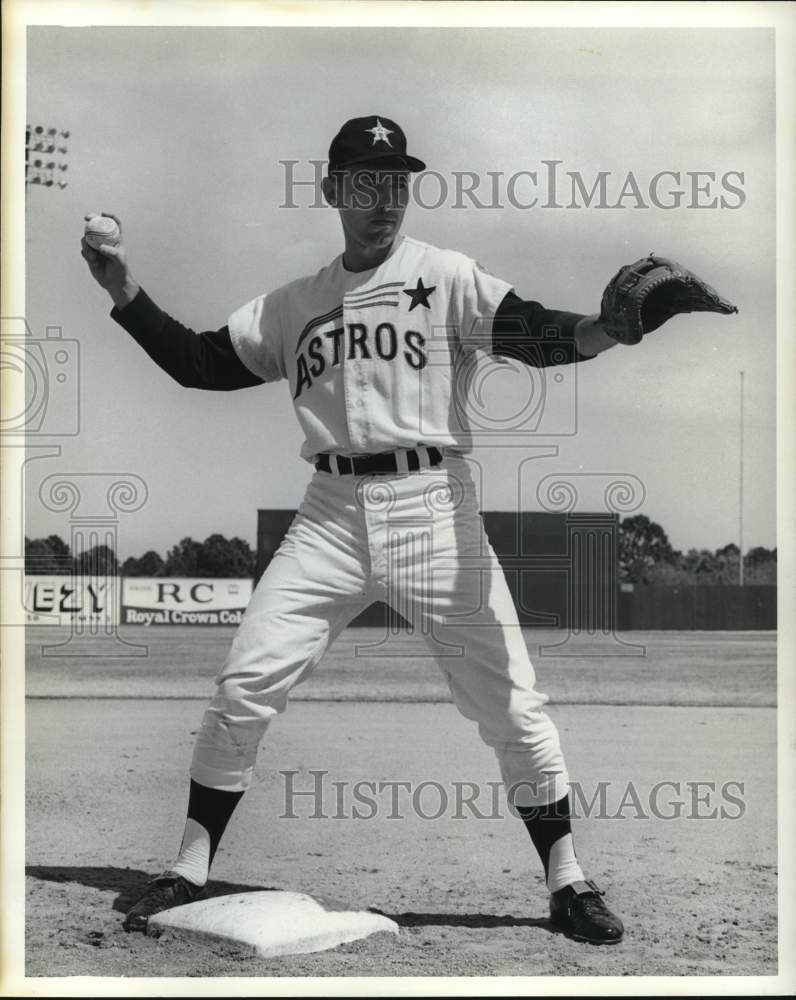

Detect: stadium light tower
[26,125,70,188]
[739,370,745,587]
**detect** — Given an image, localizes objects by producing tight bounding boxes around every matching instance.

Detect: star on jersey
[403,277,436,311]
[366,118,394,146]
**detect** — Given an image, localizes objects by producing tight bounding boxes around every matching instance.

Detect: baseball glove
[599,254,738,345]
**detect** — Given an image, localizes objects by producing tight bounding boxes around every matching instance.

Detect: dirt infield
[23,628,777,979]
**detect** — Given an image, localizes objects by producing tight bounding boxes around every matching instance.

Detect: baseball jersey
[228,236,520,462]
[112,236,590,459]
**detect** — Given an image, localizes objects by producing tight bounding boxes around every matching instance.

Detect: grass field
[21,627,778,981]
[25,625,776,705]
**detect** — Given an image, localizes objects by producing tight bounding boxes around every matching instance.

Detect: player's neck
[341,237,398,273]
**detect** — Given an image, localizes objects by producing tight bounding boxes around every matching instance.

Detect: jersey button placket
[355,364,368,450]
[340,323,358,454]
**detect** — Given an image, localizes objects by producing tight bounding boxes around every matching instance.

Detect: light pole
[739,370,744,586]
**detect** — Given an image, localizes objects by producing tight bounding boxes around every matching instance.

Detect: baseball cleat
[549,879,624,945]
[122,871,208,932]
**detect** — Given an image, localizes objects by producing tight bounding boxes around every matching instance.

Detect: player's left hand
[599,254,739,345]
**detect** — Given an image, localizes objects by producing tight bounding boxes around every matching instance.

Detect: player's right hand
[81,213,139,308]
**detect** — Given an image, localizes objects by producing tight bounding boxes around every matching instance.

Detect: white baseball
[84,215,121,250]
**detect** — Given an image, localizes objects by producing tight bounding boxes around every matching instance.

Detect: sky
[21,22,777,559]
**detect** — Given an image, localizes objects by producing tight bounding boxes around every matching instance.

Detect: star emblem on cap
[366,118,394,147]
[403,277,436,311]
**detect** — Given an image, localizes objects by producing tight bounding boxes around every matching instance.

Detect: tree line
[24,534,257,578]
[617,515,776,585]
[24,516,777,585]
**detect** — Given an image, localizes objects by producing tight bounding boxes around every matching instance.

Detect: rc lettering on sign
[120,578,253,626]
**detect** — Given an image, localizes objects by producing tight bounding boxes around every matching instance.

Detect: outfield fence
[22,575,775,631]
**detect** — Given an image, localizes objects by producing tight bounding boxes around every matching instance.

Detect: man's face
[322,168,410,250]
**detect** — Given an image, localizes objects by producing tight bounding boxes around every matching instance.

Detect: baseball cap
[328,116,426,173]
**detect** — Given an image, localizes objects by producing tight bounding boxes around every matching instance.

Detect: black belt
[315,446,443,476]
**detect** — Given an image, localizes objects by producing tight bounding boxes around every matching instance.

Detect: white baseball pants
[190,452,570,808]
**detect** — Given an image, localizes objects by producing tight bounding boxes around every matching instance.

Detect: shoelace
[585,879,605,896]
[148,873,204,898]
[150,876,179,888]
[580,894,606,911]
[577,894,614,922]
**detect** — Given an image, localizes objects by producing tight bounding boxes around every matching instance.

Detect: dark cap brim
[330,152,426,173]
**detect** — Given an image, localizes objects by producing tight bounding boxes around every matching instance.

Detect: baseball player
[83,115,732,948]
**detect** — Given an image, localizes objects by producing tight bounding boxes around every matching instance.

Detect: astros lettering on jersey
[227,236,512,461]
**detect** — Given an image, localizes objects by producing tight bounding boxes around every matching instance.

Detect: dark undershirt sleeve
[491,290,595,367]
[110,288,266,390]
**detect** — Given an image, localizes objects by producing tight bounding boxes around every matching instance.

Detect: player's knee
[480,709,562,755]
[213,673,290,717]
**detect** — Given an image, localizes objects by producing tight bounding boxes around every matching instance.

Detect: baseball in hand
[84,215,121,250]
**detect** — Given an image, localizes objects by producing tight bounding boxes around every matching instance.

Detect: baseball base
[146,889,399,957]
